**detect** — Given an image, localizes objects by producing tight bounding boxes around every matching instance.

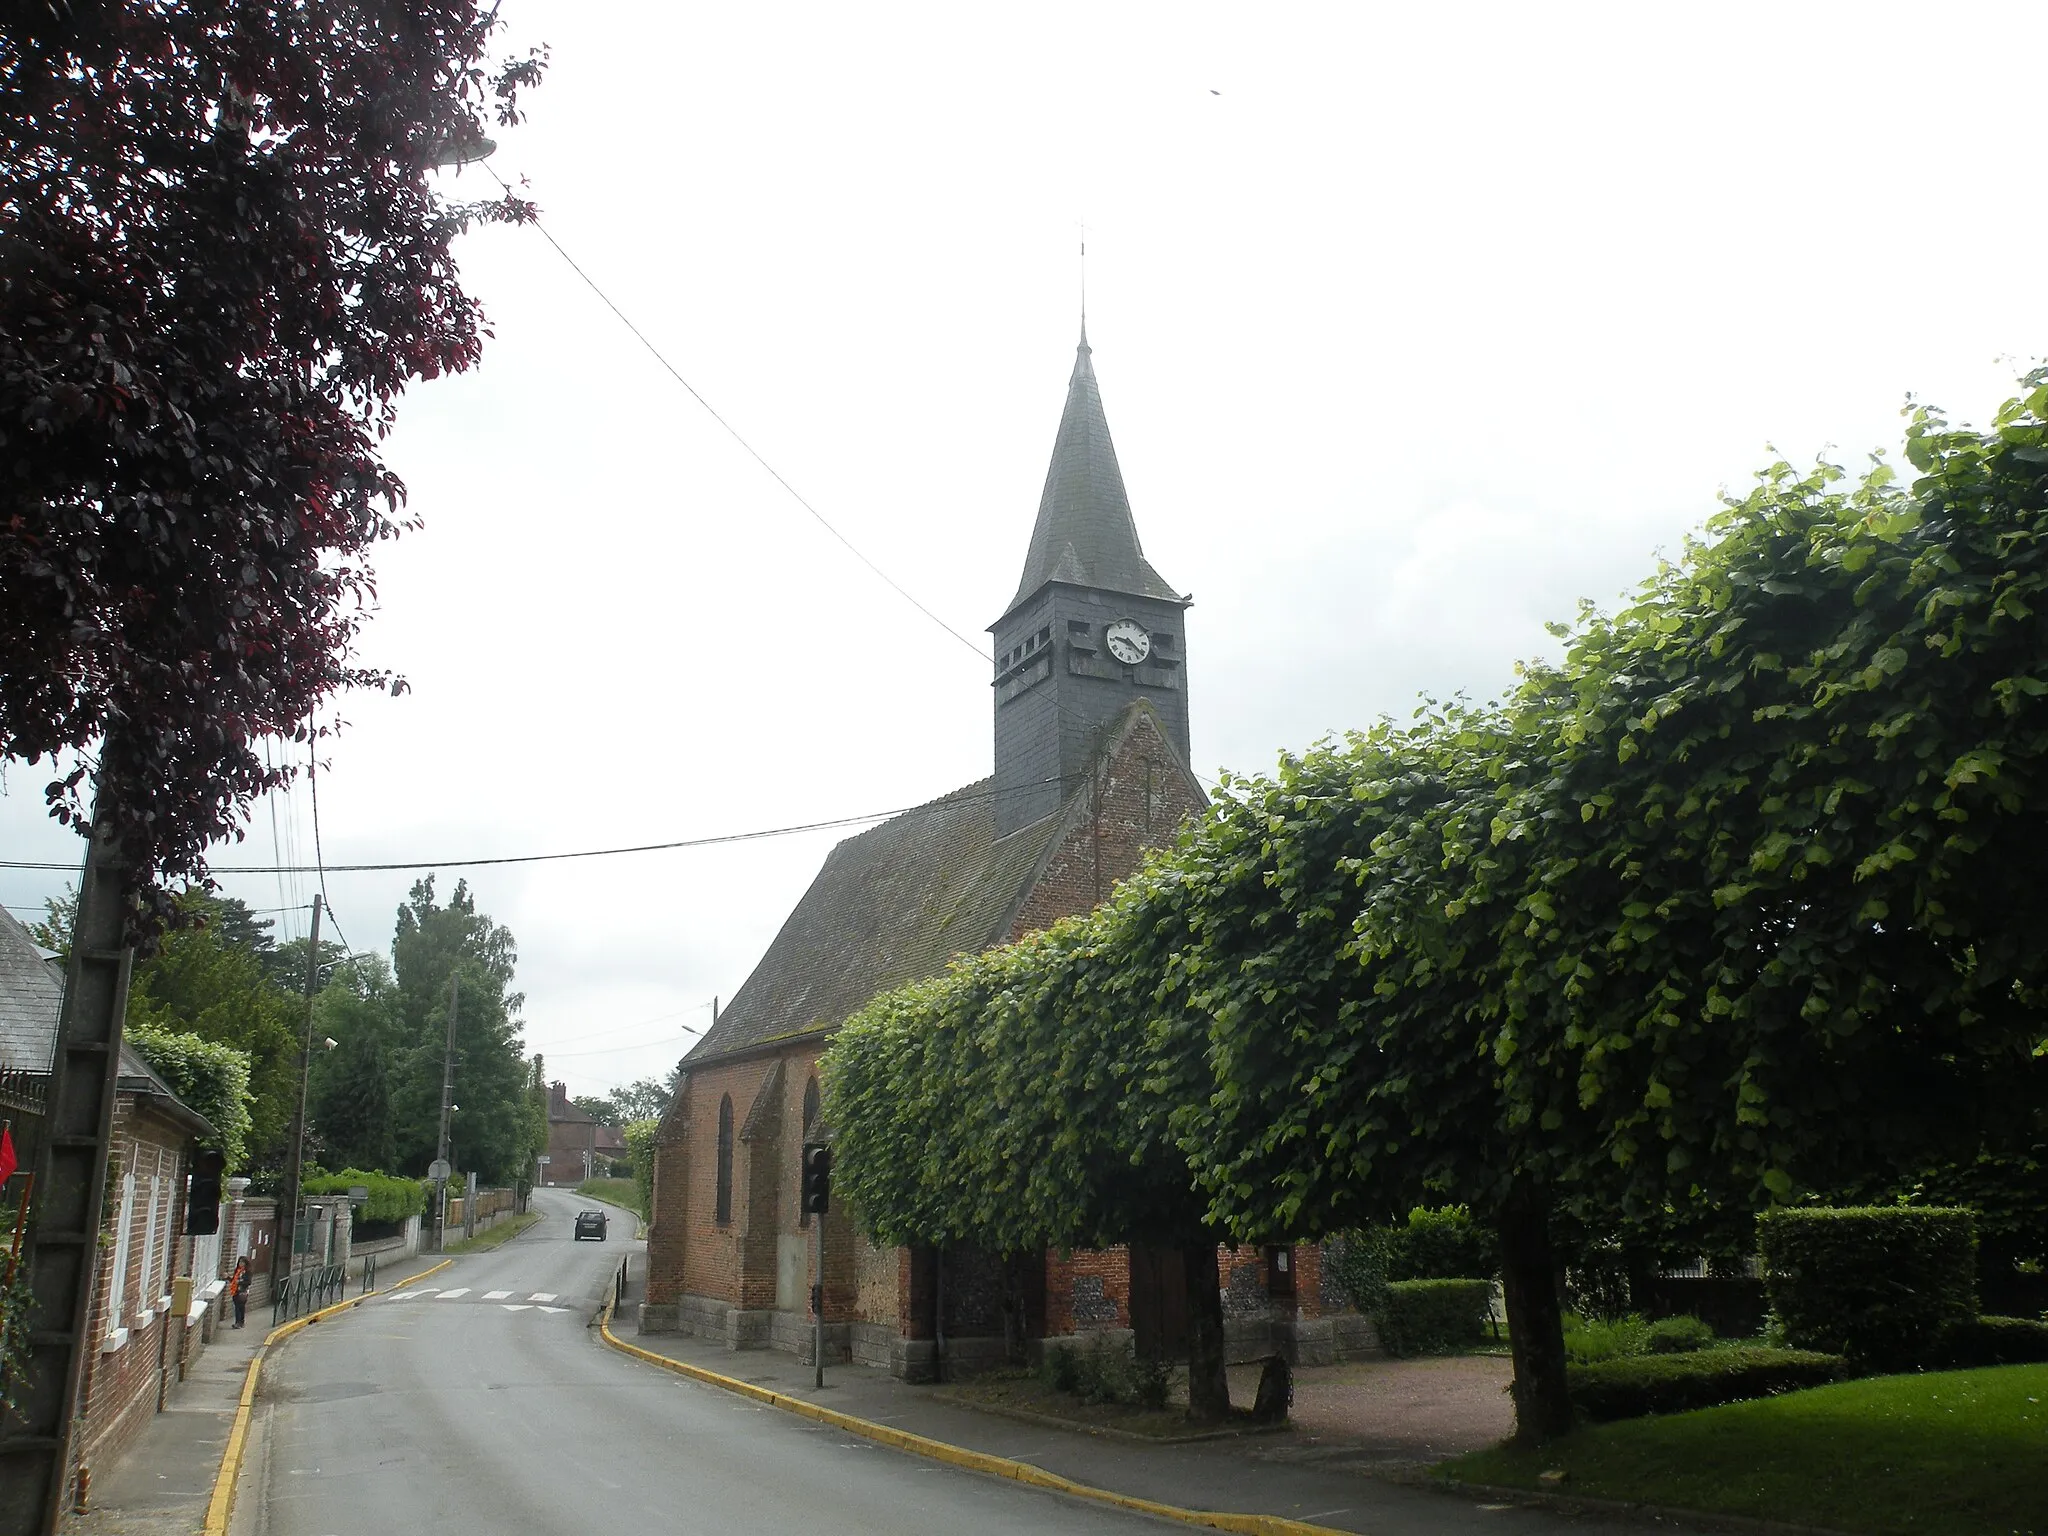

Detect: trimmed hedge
[1645,1314,1717,1354]
[1934,1315,2048,1369]
[1757,1207,1977,1368]
[303,1169,427,1224]
[1568,1347,1845,1422]
[1379,1278,1493,1356]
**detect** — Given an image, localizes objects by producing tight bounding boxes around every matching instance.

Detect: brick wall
[1044,1247,1131,1335]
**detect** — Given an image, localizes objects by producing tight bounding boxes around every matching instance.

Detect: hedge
[1934,1315,2048,1369]
[1378,1278,1493,1356]
[125,1020,252,1169]
[1568,1347,1845,1422]
[1757,1207,1977,1368]
[303,1169,427,1224]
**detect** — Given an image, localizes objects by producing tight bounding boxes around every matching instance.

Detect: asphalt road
[246,1187,1181,1535]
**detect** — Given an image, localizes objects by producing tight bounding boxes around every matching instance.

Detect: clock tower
[990,326,1191,837]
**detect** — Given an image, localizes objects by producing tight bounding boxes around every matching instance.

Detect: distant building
[541,1081,624,1185]
[641,329,1364,1375]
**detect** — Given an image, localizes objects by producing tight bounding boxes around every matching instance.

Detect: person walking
[229,1257,249,1328]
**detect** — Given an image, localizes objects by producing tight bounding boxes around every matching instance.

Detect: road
[247,1187,1180,1534]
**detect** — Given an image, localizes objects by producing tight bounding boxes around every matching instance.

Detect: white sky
[4,1,2045,1105]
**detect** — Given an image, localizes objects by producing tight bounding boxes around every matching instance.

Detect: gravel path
[1229,1354,1517,1472]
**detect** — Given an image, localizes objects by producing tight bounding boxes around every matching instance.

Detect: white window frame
[136,1162,162,1329]
[104,1166,137,1352]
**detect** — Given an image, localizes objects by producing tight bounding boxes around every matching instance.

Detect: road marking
[502,1304,532,1312]
[385,1291,432,1302]
[526,1292,556,1302]
[537,1305,569,1314]
[483,1290,513,1300]
[436,1288,470,1299]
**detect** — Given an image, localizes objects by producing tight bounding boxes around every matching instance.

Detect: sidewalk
[606,1284,1688,1536]
[61,1256,447,1536]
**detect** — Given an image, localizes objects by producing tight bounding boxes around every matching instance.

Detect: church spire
[1004,327,1182,616]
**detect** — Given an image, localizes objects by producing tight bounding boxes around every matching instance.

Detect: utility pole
[273,897,323,1300]
[433,975,458,1250]
[0,812,133,1536]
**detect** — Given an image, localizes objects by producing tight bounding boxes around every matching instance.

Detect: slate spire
[1007,326,1182,613]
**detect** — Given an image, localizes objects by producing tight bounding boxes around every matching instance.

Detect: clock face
[1105,619,1151,666]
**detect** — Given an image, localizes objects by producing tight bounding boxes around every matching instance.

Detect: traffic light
[801,1142,832,1215]
[186,1149,226,1236]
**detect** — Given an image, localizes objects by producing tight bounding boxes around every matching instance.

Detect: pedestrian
[230,1257,248,1328]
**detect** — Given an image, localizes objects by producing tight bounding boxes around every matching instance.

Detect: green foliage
[0,1229,30,1416]
[623,1119,659,1220]
[125,1018,253,1169]
[1568,1347,1845,1422]
[388,877,534,1185]
[309,955,401,1173]
[1036,1334,1170,1409]
[1326,1228,1392,1317]
[1758,1207,1978,1368]
[126,890,298,1168]
[1931,1315,2048,1369]
[1378,1279,1494,1356]
[1388,1205,1497,1280]
[1564,1312,1652,1364]
[1646,1315,1718,1354]
[301,1168,425,1224]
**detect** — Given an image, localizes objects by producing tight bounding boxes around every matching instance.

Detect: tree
[0,2,544,924]
[388,876,532,1183]
[828,906,1237,1422]
[572,1075,674,1127]
[308,954,402,1173]
[123,890,300,1169]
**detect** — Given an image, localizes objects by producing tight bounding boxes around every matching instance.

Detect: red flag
[0,1125,16,1187]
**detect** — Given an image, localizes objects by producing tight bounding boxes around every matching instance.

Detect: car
[573,1209,607,1241]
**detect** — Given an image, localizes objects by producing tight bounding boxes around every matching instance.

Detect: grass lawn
[443,1209,542,1254]
[575,1177,646,1221]
[1442,1363,2048,1536]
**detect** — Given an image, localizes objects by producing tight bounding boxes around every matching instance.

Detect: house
[0,906,220,1498]
[641,328,1365,1376]
[541,1081,625,1186]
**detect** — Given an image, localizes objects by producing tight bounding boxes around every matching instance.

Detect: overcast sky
[4,1,2045,1106]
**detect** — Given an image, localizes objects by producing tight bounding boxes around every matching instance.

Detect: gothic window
[714,1095,734,1226]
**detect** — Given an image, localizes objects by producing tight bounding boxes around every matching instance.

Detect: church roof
[1004,327,1184,617]
[680,778,1068,1067]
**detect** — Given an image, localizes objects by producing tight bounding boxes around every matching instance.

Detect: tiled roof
[682,778,1068,1067]
[0,907,214,1137]
[1006,326,1183,615]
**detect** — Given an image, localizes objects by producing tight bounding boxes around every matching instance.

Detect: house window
[1264,1245,1296,1300]
[714,1095,734,1226]
[106,1165,137,1346]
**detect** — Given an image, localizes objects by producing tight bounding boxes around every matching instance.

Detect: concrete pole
[275,896,323,1295]
[433,975,458,1250]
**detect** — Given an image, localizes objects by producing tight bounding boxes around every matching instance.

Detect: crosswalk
[383,1286,571,1314]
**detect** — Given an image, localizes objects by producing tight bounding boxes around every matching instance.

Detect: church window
[1067,619,1096,650]
[715,1095,734,1226]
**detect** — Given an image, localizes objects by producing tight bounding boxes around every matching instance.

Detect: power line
[0,775,1064,875]
[488,163,992,665]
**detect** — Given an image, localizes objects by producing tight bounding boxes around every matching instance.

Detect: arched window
[799,1077,821,1228]
[714,1094,734,1226]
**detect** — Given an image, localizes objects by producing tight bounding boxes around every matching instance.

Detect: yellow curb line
[595,1296,1341,1536]
[200,1258,454,1536]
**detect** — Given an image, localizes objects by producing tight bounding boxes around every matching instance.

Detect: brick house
[641,329,1367,1376]
[541,1082,624,1186]
[0,906,219,1499]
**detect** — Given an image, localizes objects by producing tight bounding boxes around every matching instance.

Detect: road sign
[346,1184,370,1204]
[535,1155,550,1165]
[427,1158,452,1182]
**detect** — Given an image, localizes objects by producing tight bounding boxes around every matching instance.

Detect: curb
[594,1295,1342,1536]
[200,1257,454,1536]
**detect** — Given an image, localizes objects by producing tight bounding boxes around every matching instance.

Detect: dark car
[573,1209,607,1241]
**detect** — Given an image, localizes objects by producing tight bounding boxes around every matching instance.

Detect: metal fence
[270,1261,348,1325]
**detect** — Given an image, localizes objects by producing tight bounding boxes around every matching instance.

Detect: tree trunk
[1497,1184,1573,1444]
[1180,1242,1231,1422]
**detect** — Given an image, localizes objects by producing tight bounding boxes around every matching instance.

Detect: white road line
[502,1304,532,1312]
[536,1305,569,1314]
[436,1287,471,1299]
[386,1291,432,1302]
[526,1292,556,1302]
[483,1290,513,1300]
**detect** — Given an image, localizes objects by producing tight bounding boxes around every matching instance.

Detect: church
[640,328,1364,1376]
